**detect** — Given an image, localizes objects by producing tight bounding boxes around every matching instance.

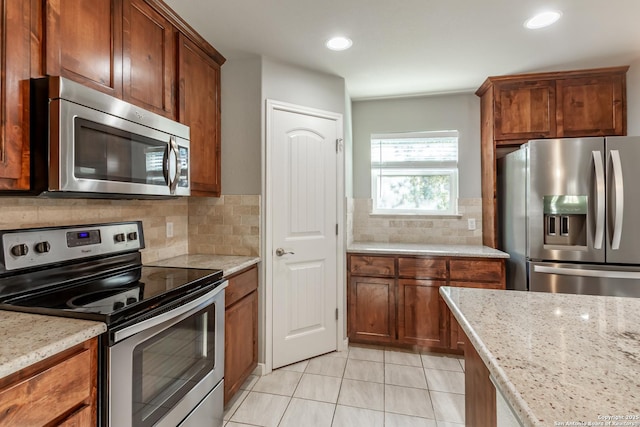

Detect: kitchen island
[440,287,640,426]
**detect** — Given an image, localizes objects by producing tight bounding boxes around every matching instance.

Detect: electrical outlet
[467,218,476,230]
[166,222,174,238]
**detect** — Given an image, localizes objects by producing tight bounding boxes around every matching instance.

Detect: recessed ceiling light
[524,10,562,29]
[326,36,353,51]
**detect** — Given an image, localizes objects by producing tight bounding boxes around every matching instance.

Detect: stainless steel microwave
[30,76,190,198]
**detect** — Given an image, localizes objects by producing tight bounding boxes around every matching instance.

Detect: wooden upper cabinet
[178,34,221,196]
[123,0,176,118]
[0,0,31,190]
[556,73,626,137]
[45,0,123,97]
[494,80,555,141]
[476,66,628,248]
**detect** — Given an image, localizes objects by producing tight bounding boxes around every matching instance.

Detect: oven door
[108,283,225,427]
[54,98,190,197]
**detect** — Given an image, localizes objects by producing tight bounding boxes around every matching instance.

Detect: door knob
[275,248,294,257]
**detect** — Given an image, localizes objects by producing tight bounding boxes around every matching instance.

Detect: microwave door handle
[162,142,170,185]
[592,151,605,250]
[611,150,624,250]
[168,136,181,193]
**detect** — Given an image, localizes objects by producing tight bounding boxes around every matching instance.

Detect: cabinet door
[348,276,396,344]
[123,0,175,118]
[0,0,31,189]
[397,279,447,348]
[494,80,556,141]
[224,290,258,405]
[45,0,123,97]
[556,74,626,137]
[177,33,221,196]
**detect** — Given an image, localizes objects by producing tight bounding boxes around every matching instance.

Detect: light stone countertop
[0,311,106,379]
[440,287,640,426]
[148,254,260,277]
[348,242,509,258]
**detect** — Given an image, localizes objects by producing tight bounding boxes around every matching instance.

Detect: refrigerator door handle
[592,151,605,250]
[611,150,624,250]
[534,265,640,280]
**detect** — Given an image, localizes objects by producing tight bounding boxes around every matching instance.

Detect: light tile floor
[224,344,465,427]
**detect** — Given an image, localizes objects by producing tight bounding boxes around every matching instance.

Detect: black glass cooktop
[0,260,223,326]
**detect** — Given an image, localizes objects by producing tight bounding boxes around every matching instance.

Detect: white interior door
[270,103,340,369]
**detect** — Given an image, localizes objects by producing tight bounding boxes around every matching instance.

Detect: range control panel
[0,221,145,272]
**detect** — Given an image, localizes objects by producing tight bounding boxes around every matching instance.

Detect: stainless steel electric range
[0,221,226,427]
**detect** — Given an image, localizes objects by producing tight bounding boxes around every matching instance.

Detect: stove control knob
[35,241,51,254]
[126,297,137,305]
[127,232,138,241]
[113,301,125,310]
[10,244,29,257]
[114,233,126,243]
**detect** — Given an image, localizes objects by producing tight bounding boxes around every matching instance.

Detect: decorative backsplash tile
[352,198,482,245]
[0,198,189,263]
[188,195,260,256]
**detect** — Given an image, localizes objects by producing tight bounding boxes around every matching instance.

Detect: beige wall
[0,198,188,263]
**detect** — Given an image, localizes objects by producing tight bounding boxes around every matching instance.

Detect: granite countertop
[149,254,260,277]
[440,287,640,426]
[0,311,106,379]
[348,242,509,258]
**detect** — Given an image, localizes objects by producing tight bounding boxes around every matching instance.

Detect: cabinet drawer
[0,347,92,426]
[349,256,395,277]
[450,259,504,283]
[226,266,258,307]
[398,258,447,279]
[450,281,504,290]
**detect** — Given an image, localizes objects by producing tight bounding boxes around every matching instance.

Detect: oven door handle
[113,280,227,343]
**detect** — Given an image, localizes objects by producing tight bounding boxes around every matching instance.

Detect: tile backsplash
[352,198,482,245]
[188,195,260,256]
[0,197,188,263]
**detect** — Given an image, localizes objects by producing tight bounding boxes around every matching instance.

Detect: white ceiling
[164,0,640,100]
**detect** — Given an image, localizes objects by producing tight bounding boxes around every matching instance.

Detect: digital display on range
[66,229,101,247]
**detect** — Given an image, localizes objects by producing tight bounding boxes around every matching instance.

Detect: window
[371,130,458,215]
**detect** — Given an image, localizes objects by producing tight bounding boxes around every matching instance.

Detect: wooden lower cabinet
[347,276,396,344]
[0,338,98,426]
[347,253,505,353]
[397,279,447,347]
[224,265,259,405]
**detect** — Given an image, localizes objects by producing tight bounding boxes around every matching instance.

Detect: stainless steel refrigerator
[498,137,640,297]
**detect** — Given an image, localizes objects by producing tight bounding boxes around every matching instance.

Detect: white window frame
[370,131,459,215]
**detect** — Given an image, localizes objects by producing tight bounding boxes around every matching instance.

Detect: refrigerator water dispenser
[543,195,587,246]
